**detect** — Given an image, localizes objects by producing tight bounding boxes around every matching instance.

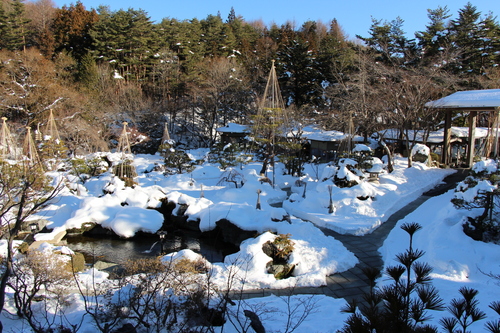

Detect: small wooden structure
[379,127,493,165]
[46,109,61,142]
[216,123,250,144]
[300,125,364,160]
[426,89,500,167]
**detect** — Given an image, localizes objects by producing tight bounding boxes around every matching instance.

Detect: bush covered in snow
[452,159,500,243]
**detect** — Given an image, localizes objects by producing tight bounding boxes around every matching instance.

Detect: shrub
[69,156,108,182]
[112,160,138,187]
[217,168,245,188]
[339,222,445,333]
[164,148,197,175]
[174,257,209,274]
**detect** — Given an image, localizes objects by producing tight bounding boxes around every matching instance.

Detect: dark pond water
[64,229,238,265]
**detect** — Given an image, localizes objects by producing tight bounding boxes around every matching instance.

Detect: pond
[64,229,239,266]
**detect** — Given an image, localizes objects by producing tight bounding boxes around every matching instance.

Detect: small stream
[65,229,238,265]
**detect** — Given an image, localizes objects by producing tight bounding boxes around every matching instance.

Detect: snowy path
[234,169,469,302]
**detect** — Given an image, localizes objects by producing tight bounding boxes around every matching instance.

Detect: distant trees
[194,57,250,145]
[0,2,499,152]
[0,0,30,51]
[51,1,98,60]
[90,7,158,81]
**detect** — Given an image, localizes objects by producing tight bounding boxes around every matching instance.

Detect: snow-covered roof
[425,89,500,109]
[300,125,364,142]
[216,123,250,133]
[379,127,497,143]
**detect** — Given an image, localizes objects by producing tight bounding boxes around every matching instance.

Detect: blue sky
[52,0,500,40]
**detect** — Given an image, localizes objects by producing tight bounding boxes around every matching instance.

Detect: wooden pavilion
[425,89,500,167]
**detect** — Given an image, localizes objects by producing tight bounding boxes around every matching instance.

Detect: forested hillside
[0,0,499,153]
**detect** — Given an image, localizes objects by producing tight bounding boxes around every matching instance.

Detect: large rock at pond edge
[215,219,258,247]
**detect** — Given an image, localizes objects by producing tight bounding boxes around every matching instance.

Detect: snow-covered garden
[2,143,500,332]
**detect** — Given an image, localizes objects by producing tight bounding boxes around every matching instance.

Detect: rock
[266,261,295,279]
[215,219,258,247]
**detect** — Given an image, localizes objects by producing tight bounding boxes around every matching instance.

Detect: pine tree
[227,7,236,24]
[475,14,500,75]
[51,1,98,61]
[318,19,356,85]
[91,7,158,81]
[200,14,235,57]
[416,6,453,63]
[3,0,30,51]
[449,2,482,74]
[76,52,99,91]
[0,2,8,49]
[358,17,417,65]
[277,37,322,107]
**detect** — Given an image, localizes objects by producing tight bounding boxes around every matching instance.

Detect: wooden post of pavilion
[427,89,500,168]
[442,110,452,165]
[466,111,478,168]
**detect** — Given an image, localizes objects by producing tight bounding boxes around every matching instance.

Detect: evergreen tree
[475,13,500,75]
[200,14,236,57]
[358,17,417,65]
[227,6,236,24]
[416,6,453,64]
[449,2,482,74]
[91,7,158,81]
[277,37,322,108]
[318,19,356,85]
[76,52,99,91]
[156,17,203,83]
[51,1,98,61]
[0,2,8,49]
[3,0,30,51]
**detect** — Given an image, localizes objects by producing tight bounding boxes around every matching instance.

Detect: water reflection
[65,231,235,265]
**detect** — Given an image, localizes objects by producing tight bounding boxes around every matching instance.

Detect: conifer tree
[277,37,322,107]
[51,1,98,61]
[200,14,236,57]
[91,7,158,81]
[3,0,30,52]
[76,52,99,91]
[358,17,417,65]
[0,2,8,49]
[318,19,356,85]
[475,14,500,75]
[449,2,482,74]
[416,6,453,64]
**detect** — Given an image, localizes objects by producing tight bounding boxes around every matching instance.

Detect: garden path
[236,168,469,303]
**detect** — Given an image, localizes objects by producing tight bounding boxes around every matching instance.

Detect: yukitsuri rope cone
[114,121,137,184]
[0,117,18,160]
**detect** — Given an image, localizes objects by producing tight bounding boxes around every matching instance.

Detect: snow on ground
[284,157,455,235]
[380,188,500,332]
[32,152,454,291]
[222,294,349,333]
[4,151,483,332]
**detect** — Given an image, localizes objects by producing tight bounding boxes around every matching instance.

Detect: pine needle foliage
[339,222,445,333]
